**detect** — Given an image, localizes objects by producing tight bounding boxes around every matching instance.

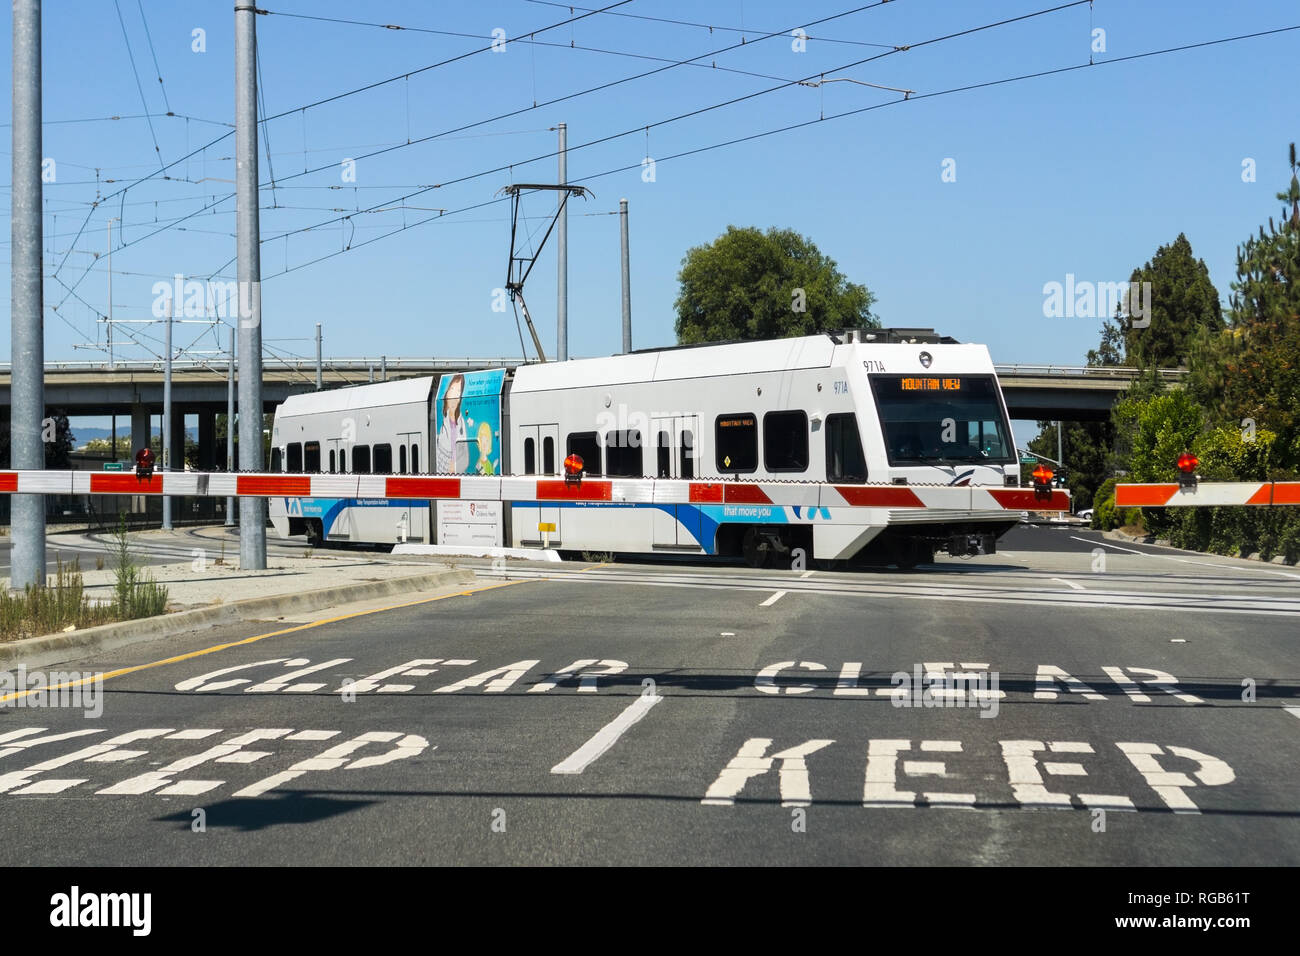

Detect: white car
[1077,508,1094,521]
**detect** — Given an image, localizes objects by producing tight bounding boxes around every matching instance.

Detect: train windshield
[869,374,1015,466]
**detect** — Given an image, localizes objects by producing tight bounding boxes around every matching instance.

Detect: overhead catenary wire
[210,0,1086,276]
[113,0,166,175]
[220,21,1300,289]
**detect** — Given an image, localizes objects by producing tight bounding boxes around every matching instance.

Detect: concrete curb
[0,566,477,669]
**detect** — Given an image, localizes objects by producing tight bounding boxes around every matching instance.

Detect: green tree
[1124,233,1223,369]
[674,226,877,344]
[1026,419,1112,511]
[0,408,75,468]
[1086,306,1127,367]
[1197,143,1300,462]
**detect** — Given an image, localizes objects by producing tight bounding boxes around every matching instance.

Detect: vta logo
[287,497,303,516]
[792,506,831,520]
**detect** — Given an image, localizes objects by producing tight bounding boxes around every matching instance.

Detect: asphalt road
[2,524,1297,865]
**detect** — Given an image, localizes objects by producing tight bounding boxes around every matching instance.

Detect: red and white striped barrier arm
[0,470,1073,512]
[1116,481,1300,507]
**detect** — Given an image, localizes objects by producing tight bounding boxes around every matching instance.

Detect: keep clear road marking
[551,693,664,775]
[760,590,787,607]
[0,578,527,706]
[1052,578,1086,591]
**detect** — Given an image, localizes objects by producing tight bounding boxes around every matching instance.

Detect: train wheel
[741,527,773,569]
[305,520,323,548]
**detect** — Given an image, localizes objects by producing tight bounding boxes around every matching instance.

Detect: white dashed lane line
[551,694,664,775]
[760,590,787,607]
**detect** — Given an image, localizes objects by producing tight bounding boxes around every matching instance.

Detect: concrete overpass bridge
[0,356,1186,467]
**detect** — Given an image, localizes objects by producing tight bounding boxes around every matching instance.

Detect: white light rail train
[269,330,1033,568]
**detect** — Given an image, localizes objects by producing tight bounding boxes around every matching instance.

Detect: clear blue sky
[3,0,1299,445]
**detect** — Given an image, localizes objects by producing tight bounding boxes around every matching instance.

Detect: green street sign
[103,461,126,471]
[1019,456,1038,464]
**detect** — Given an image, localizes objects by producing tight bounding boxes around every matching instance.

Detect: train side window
[681,430,695,480]
[524,437,536,475]
[656,431,670,478]
[353,445,370,474]
[399,445,407,475]
[271,447,282,473]
[339,448,347,473]
[304,441,321,473]
[566,431,602,476]
[410,445,419,474]
[543,436,555,474]
[826,413,867,483]
[714,414,757,473]
[604,430,643,477]
[286,443,303,473]
[763,410,809,473]
[373,444,393,474]
[329,449,336,474]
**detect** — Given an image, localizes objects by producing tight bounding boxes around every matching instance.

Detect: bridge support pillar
[130,403,151,516]
[198,408,216,471]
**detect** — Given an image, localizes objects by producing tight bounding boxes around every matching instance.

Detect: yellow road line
[0,577,526,704]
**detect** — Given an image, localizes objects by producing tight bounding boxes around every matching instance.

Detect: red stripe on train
[724,483,772,504]
[688,482,723,503]
[986,488,1072,511]
[535,479,613,501]
[384,477,461,499]
[238,475,312,496]
[834,485,925,508]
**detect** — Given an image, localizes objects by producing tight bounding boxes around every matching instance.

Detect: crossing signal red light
[1177,453,1199,473]
[134,447,155,481]
[1031,465,1054,486]
[563,453,584,485]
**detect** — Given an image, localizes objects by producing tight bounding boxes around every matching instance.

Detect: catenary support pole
[620,198,631,354]
[235,2,266,568]
[557,122,568,362]
[162,301,173,530]
[10,0,45,589]
[226,327,236,526]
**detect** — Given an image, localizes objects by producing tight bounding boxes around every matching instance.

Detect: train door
[515,424,560,547]
[394,430,425,542]
[651,414,701,549]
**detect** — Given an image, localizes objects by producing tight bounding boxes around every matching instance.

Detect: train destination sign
[900,377,963,392]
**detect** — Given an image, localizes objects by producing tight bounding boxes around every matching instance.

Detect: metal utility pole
[620,198,631,354]
[315,323,322,390]
[107,217,117,369]
[235,3,266,569]
[381,355,387,382]
[226,328,235,527]
[556,122,568,362]
[10,0,45,590]
[1057,421,1064,474]
[161,298,174,531]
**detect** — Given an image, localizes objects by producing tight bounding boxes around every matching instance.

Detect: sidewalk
[2,534,480,667]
